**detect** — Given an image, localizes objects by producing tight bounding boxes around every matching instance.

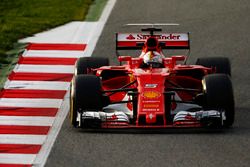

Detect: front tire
[70,78,78,127]
[70,75,107,127]
[74,75,104,110]
[202,74,235,127]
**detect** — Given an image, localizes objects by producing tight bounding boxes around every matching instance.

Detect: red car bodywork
[95,56,212,128]
[73,28,232,129]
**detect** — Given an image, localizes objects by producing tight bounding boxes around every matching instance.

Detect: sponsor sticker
[143,104,159,108]
[142,108,160,111]
[120,33,188,41]
[142,100,161,103]
[142,91,161,99]
[145,84,158,88]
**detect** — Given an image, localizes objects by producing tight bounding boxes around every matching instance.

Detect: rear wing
[116,32,190,50]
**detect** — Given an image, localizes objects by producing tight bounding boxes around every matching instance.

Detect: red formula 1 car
[70,27,234,129]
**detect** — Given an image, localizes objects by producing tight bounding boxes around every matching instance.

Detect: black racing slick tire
[70,75,108,127]
[74,75,104,110]
[196,57,231,76]
[75,57,109,75]
[70,79,78,127]
[202,74,235,127]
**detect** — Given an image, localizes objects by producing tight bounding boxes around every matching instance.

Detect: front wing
[77,109,225,129]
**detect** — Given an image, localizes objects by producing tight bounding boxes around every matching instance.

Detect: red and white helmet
[143,51,163,64]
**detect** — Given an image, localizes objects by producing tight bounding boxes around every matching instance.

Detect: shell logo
[142,91,161,99]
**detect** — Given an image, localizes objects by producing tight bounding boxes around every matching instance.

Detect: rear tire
[202,74,235,127]
[75,57,109,75]
[196,57,231,76]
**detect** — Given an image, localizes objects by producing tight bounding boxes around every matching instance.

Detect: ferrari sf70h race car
[70,27,235,129]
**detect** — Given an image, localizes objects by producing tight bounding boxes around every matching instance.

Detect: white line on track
[0,154,36,165]
[4,80,70,90]
[0,135,47,144]
[0,98,62,108]
[0,116,54,126]
[14,64,74,74]
[22,50,85,58]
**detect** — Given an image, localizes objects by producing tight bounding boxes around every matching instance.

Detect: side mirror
[118,56,132,62]
[172,55,186,62]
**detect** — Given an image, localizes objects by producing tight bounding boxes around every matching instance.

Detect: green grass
[0,0,93,64]
[0,0,95,88]
[85,0,107,21]
[0,43,26,88]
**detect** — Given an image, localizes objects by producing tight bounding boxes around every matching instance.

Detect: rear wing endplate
[116,32,190,50]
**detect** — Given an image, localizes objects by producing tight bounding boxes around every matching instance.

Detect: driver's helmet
[143,51,163,64]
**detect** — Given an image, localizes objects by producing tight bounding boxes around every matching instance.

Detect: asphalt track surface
[46,0,250,167]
